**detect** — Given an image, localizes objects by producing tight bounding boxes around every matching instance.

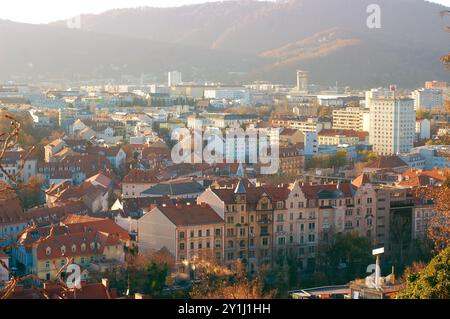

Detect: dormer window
[71,244,76,253]
[90,242,95,250]
[61,246,66,254]
[81,243,86,252]
[46,247,51,256]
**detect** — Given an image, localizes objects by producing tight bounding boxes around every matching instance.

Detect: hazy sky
[0,0,448,24]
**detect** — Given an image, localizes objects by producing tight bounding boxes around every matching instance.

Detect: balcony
[258,219,272,225]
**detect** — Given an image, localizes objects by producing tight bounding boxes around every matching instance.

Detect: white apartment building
[411,89,444,110]
[365,88,396,109]
[271,118,331,134]
[369,97,415,155]
[332,107,368,131]
[168,71,183,87]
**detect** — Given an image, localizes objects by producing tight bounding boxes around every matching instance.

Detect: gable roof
[0,199,24,226]
[123,169,160,184]
[352,173,371,188]
[155,203,223,227]
[365,156,408,170]
[300,183,355,200]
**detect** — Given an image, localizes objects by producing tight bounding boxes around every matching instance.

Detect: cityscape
[0,0,449,303]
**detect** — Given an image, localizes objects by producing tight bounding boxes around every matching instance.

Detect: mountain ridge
[0,0,448,87]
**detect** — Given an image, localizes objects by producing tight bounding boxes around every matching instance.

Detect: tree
[17,176,44,209]
[317,232,372,284]
[89,251,171,298]
[190,260,275,299]
[397,247,450,299]
[420,178,450,252]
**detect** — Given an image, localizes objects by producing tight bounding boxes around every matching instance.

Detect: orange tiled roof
[352,173,371,188]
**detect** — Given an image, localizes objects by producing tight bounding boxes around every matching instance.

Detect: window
[60,246,66,254]
[198,230,202,237]
[46,247,51,256]
[190,242,194,250]
[179,243,185,250]
[179,232,185,239]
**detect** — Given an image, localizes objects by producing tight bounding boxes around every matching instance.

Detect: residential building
[411,88,444,110]
[0,150,38,185]
[138,202,224,268]
[168,71,182,87]
[415,119,431,141]
[122,169,160,199]
[369,97,415,155]
[318,129,367,146]
[279,146,304,176]
[332,107,368,131]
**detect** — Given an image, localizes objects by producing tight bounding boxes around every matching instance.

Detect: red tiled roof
[35,230,122,260]
[0,199,24,226]
[399,168,449,187]
[156,203,223,227]
[62,214,130,241]
[123,169,160,184]
[300,183,355,200]
[365,156,408,170]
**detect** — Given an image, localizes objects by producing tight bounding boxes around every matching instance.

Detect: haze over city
[0,0,448,24]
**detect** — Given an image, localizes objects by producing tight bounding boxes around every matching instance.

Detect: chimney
[200,202,207,208]
[102,278,110,290]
